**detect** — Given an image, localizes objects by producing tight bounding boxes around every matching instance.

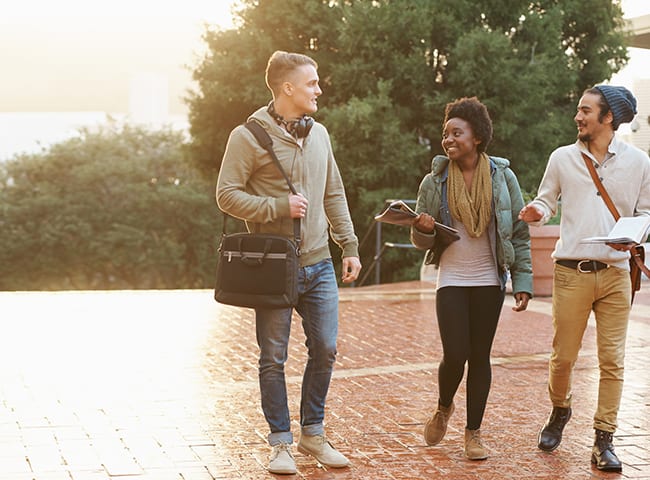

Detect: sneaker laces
[271,443,293,460]
[315,434,333,449]
[468,431,484,447]
[433,405,451,424]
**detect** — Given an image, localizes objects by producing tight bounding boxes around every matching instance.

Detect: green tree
[0,123,221,290]
[186,0,340,177]
[188,0,629,284]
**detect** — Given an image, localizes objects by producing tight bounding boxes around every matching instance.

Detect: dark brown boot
[537,406,571,452]
[591,429,622,472]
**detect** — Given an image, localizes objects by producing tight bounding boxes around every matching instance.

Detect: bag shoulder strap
[581,152,620,220]
[244,121,297,195]
[581,152,650,278]
[220,121,301,253]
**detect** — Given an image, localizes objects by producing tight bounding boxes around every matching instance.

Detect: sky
[611,1,650,91]
[0,0,647,116]
[0,0,238,114]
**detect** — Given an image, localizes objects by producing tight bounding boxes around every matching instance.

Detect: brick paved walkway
[0,282,648,479]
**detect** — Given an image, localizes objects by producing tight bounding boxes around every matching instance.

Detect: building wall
[631,79,650,155]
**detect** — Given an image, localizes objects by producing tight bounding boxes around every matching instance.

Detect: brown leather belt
[556,259,609,273]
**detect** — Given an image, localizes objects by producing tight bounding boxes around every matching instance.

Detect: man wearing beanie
[519,85,650,472]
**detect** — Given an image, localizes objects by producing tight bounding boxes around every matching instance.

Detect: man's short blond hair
[265,51,318,95]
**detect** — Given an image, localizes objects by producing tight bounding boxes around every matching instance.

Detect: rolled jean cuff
[268,431,293,446]
[301,423,324,437]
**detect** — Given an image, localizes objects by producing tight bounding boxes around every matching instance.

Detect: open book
[374,200,460,243]
[581,216,650,244]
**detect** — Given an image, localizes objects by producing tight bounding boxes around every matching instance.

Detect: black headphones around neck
[268,102,314,139]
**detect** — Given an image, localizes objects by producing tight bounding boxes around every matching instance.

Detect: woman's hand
[512,292,531,312]
[413,213,436,233]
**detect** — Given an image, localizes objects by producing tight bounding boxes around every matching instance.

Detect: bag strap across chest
[221,122,301,255]
[581,152,650,278]
[581,153,620,221]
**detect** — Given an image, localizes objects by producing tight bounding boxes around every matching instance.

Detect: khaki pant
[548,263,631,433]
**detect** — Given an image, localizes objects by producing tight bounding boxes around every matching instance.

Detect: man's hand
[342,257,362,283]
[289,193,308,218]
[512,292,531,312]
[518,204,543,223]
[606,242,636,252]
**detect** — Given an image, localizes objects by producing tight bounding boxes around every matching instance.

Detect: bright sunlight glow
[0,0,239,113]
[2,0,237,28]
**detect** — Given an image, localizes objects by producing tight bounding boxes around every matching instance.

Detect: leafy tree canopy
[0,123,220,290]
[188,0,628,284]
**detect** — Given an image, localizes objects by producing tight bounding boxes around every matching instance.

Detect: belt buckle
[577,260,592,273]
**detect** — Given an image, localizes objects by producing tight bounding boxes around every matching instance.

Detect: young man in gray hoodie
[217,50,361,475]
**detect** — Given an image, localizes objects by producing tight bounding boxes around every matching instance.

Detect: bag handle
[581,152,650,278]
[240,237,273,266]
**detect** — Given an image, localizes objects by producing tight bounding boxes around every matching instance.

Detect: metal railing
[356,199,417,287]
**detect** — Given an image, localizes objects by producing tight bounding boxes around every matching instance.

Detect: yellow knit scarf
[447,153,493,238]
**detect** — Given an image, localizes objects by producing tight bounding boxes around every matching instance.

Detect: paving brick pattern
[0,282,648,479]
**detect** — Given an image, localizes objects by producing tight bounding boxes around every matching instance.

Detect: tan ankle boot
[464,428,488,460]
[423,401,454,446]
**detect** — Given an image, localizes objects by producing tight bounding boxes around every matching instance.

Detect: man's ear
[603,110,614,126]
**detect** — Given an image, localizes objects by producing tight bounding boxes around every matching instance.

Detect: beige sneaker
[297,434,350,468]
[424,401,455,446]
[268,443,296,474]
[464,428,488,460]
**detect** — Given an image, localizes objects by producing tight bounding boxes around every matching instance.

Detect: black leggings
[435,285,505,430]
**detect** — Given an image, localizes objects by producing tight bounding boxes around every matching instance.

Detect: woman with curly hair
[410,97,533,459]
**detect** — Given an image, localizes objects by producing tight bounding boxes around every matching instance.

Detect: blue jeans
[255,258,339,446]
